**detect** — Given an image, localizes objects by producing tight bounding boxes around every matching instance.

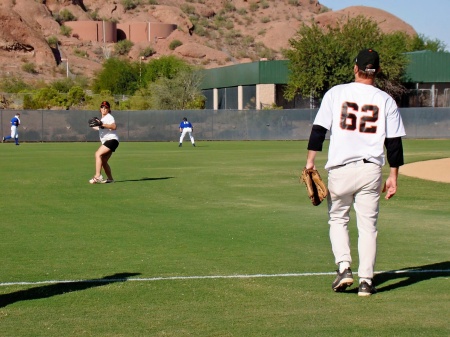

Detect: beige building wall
[256,84,276,110]
[238,86,243,110]
[213,89,218,110]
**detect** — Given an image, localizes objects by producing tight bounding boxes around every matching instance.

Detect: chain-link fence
[1,108,449,142]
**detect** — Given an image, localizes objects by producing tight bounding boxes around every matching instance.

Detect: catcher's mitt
[88,117,103,127]
[300,168,328,206]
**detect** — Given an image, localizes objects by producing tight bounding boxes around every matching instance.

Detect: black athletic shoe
[193,143,196,147]
[332,268,354,292]
[358,281,377,297]
[179,143,182,147]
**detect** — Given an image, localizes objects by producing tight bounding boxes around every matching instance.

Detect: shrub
[47,36,59,48]
[122,0,138,10]
[60,25,72,37]
[0,76,31,93]
[194,24,208,37]
[180,4,196,15]
[261,1,270,9]
[90,9,99,21]
[54,9,76,24]
[60,9,76,22]
[223,1,236,12]
[73,48,88,58]
[140,46,155,58]
[169,40,183,50]
[249,2,259,11]
[22,62,38,74]
[237,8,247,15]
[114,40,134,55]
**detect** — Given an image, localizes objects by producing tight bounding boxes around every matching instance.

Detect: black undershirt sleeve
[384,137,404,167]
[307,125,328,151]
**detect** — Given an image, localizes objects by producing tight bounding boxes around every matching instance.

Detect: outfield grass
[0,140,449,336]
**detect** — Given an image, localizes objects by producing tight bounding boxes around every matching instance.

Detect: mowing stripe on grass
[1,269,448,286]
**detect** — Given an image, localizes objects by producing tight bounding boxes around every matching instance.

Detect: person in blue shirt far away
[178,117,195,147]
[2,113,21,145]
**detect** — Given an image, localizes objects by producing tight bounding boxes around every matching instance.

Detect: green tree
[86,90,115,110]
[408,33,447,52]
[284,16,408,100]
[142,55,190,85]
[129,88,153,110]
[67,86,86,107]
[148,69,205,109]
[23,94,34,110]
[31,87,64,109]
[91,58,139,95]
[51,78,76,93]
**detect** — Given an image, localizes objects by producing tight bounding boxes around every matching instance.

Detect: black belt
[336,159,374,168]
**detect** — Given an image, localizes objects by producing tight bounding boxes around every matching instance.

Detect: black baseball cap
[355,49,380,72]
[100,101,110,108]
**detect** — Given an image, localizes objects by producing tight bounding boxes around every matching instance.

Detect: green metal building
[201,51,450,109]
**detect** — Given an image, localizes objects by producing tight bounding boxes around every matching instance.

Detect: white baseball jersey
[313,82,406,170]
[99,113,119,144]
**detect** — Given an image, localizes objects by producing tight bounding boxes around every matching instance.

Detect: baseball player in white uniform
[178,117,196,147]
[305,49,406,296]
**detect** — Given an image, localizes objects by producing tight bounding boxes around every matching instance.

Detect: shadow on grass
[0,272,140,308]
[115,177,174,183]
[373,261,450,293]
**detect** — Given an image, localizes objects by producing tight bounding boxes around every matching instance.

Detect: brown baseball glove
[300,168,328,206]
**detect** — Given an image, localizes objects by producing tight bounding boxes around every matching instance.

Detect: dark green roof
[200,60,289,89]
[403,51,450,83]
[200,52,450,89]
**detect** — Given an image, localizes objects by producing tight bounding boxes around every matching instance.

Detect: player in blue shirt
[2,113,21,145]
[178,117,195,147]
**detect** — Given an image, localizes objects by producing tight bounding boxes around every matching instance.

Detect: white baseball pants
[180,127,194,144]
[327,160,382,279]
[10,125,18,138]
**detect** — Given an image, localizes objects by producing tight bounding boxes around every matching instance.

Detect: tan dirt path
[400,158,450,183]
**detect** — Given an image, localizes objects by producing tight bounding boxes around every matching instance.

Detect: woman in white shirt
[89,101,119,184]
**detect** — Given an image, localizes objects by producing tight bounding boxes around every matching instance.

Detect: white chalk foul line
[1,269,448,287]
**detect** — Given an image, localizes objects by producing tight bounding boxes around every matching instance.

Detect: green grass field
[1,140,449,337]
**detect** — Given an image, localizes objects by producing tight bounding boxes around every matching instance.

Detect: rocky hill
[0,0,416,85]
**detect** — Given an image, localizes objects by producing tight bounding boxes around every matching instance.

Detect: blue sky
[319,0,450,51]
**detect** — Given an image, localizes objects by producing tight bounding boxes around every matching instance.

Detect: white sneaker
[102,179,115,184]
[89,175,104,184]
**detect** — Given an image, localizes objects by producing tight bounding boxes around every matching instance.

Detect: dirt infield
[400,158,450,183]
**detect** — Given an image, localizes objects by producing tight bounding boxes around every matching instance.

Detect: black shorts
[103,139,119,152]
